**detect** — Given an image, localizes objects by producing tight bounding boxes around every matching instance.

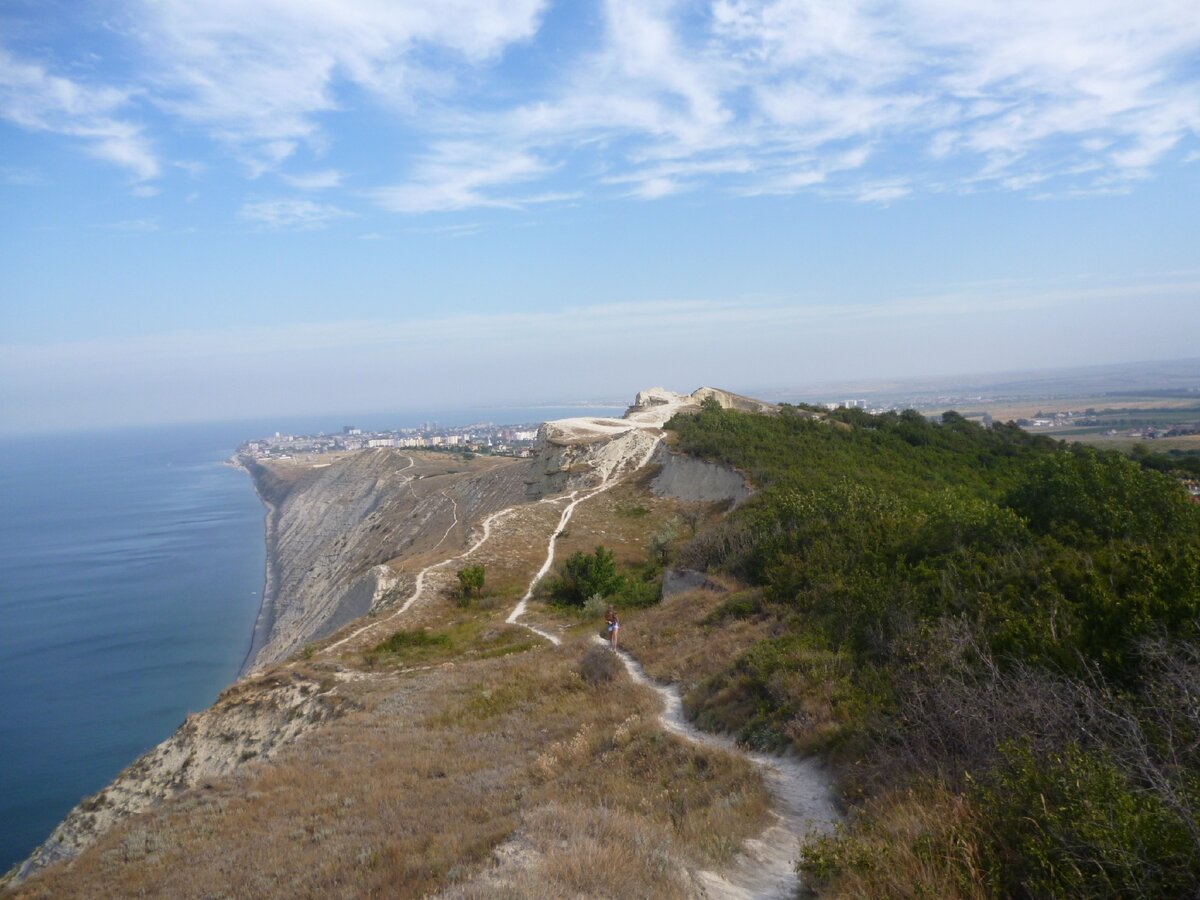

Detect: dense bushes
[548,546,624,607]
[547,545,663,610]
[666,403,1200,895]
[976,741,1200,897]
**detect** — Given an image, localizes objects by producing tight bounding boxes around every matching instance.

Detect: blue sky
[2,0,1199,432]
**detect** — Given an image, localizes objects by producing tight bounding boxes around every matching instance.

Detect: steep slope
[244,449,528,669]
[6,668,348,886]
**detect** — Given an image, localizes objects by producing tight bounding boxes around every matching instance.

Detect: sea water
[0,423,267,871]
[0,405,624,872]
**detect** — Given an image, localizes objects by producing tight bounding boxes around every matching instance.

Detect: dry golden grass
[619,586,777,695]
[443,802,692,899]
[555,477,686,569]
[12,610,769,899]
[801,784,988,899]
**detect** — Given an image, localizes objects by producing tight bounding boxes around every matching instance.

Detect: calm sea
[0,406,623,872]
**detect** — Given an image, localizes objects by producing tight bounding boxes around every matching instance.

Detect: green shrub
[370,629,451,662]
[702,590,765,625]
[975,741,1200,897]
[456,564,485,606]
[549,546,625,607]
[615,576,660,609]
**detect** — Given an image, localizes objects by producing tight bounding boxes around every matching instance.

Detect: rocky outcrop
[649,443,751,506]
[527,387,716,500]
[689,386,779,414]
[662,568,726,599]
[5,668,347,887]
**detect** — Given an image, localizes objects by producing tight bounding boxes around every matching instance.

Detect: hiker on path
[605,605,620,649]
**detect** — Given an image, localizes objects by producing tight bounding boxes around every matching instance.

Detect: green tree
[456,564,485,603]
[551,546,624,607]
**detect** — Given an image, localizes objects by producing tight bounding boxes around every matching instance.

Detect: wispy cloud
[238,198,354,230]
[280,169,345,190]
[3,2,1199,207]
[0,46,159,180]
[0,164,42,185]
[372,143,551,212]
[345,0,1199,209]
[102,217,159,231]
[406,222,484,238]
[130,0,547,173]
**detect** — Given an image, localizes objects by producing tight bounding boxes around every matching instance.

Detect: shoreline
[229,454,277,677]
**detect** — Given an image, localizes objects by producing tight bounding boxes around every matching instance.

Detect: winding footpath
[498,421,839,899]
[326,499,516,653]
[343,395,840,896]
[594,636,838,898]
[505,434,664,645]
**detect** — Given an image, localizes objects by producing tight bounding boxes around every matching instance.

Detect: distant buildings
[240,419,547,461]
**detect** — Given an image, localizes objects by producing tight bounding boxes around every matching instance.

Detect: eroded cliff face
[245,449,529,670]
[6,668,347,886]
[4,450,531,889]
[524,386,772,501]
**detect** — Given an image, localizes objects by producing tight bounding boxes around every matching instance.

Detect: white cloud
[238,198,354,229]
[0,46,159,180]
[4,1,1198,206]
[408,0,1200,205]
[372,143,549,212]
[132,0,547,172]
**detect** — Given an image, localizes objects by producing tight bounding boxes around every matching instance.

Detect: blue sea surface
[0,405,625,873]
[0,423,267,872]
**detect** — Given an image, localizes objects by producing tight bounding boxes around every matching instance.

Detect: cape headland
[6,387,837,899]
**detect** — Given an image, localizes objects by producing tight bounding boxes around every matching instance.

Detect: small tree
[647,520,679,568]
[456,564,485,604]
[552,546,624,607]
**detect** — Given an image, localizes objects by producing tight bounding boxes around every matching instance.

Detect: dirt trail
[496,393,840,898]
[325,502,516,653]
[505,434,664,645]
[598,636,838,898]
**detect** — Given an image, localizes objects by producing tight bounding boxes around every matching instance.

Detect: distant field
[930,396,1200,422]
[917,394,1200,453]
[1062,432,1200,452]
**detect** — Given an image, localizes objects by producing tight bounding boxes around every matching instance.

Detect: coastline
[229,454,277,677]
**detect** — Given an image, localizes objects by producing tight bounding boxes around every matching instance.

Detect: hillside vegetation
[662,399,1200,897]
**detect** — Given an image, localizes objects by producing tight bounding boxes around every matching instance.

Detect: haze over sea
[0,405,620,872]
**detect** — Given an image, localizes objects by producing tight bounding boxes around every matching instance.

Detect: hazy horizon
[3,355,1196,439]
[3,2,1198,434]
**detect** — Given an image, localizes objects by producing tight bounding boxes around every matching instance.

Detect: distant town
[239,420,546,461]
